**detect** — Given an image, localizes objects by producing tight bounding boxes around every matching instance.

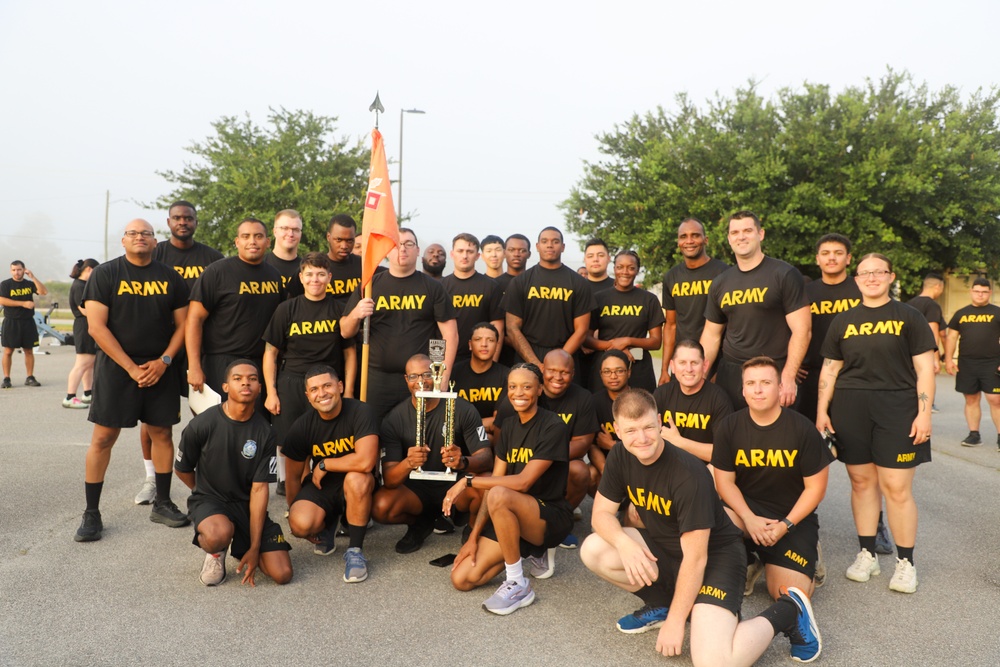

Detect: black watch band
[465,474,474,488]
[781,517,795,532]
[459,455,468,471]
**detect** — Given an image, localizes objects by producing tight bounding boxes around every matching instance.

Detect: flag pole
[360,92,385,403]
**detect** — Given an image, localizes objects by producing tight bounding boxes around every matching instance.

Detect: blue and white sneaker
[343,547,369,583]
[616,604,669,634]
[482,579,535,615]
[313,525,337,556]
[558,533,579,549]
[782,586,821,663]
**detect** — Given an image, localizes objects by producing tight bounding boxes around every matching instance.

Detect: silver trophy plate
[409,469,458,482]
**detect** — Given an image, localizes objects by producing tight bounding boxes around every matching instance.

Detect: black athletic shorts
[188,494,290,560]
[1,318,38,350]
[273,370,309,444]
[292,474,347,524]
[830,388,931,469]
[637,527,745,616]
[752,515,819,578]
[403,477,452,520]
[955,357,1000,396]
[88,351,180,428]
[796,365,821,425]
[72,317,97,355]
[365,367,410,423]
[480,496,574,556]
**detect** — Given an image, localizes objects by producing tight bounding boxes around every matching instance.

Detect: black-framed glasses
[124,230,155,239]
[405,371,434,382]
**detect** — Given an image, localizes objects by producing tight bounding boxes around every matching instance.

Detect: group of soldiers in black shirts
[8,199,990,663]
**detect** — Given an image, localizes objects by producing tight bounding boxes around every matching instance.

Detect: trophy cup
[410,339,459,482]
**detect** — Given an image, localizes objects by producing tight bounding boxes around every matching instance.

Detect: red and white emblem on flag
[365,191,382,210]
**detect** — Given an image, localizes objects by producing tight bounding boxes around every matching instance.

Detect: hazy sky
[1,0,997,280]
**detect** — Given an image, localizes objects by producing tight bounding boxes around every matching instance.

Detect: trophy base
[409,469,458,482]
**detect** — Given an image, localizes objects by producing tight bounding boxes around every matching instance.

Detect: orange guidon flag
[360,128,399,290]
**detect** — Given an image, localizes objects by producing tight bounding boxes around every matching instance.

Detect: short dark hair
[304,364,339,388]
[815,233,852,254]
[481,235,504,248]
[505,233,530,248]
[10,260,24,268]
[678,217,705,234]
[600,349,631,369]
[611,388,657,421]
[538,226,564,243]
[224,358,259,380]
[70,258,99,280]
[509,362,543,383]
[299,251,331,273]
[327,214,357,234]
[399,227,418,246]
[972,277,992,289]
[741,356,779,376]
[452,233,480,250]
[729,210,762,229]
[923,272,944,288]
[585,238,608,252]
[168,200,197,214]
[674,339,704,358]
[238,218,267,234]
[614,250,641,270]
[471,321,500,340]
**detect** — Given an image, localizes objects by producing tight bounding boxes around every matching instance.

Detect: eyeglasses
[124,230,155,239]
[601,368,628,376]
[857,269,891,279]
[276,225,302,234]
[405,371,434,382]
[399,241,417,249]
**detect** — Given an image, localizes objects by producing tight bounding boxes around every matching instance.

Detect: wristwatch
[781,518,795,532]
[465,474,474,488]
[318,459,327,471]
[459,455,469,471]
[161,355,172,366]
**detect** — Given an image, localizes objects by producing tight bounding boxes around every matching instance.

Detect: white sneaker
[134,477,156,505]
[526,548,556,579]
[62,397,87,409]
[200,551,226,586]
[845,548,880,582]
[889,557,917,593]
[744,555,765,596]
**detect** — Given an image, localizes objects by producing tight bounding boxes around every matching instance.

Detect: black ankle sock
[85,482,104,511]
[84,390,92,397]
[66,393,76,401]
[634,582,671,608]
[348,523,367,550]
[858,535,877,554]
[896,546,914,565]
[760,596,799,636]
[878,511,884,525]
[744,538,757,565]
[154,472,172,504]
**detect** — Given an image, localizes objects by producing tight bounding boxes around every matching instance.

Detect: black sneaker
[395,518,434,554]
[276,480,286,496]
[24,376,41,387]
[433,514,455,535]
[150,499,191,527]
[74,509,103,542]
[1,377,11,389]
[961,431,982,447]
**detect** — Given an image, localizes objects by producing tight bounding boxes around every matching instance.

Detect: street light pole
[398,108,425,220]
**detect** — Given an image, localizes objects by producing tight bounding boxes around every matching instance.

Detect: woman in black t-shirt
[816,253,936,595]
[585,251,664,392]
[445,363,572,615]
[64,258,99,408]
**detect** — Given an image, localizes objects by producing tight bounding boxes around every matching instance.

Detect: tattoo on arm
[823,359,833,367]
[918,392,929,413]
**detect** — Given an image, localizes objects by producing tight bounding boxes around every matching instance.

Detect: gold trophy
[410,339,459,482]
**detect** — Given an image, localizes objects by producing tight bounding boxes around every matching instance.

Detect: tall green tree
[563,71,1000,296]
[154,108,369,252]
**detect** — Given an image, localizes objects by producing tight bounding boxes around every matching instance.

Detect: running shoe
[24,376,41,387]
[343,547,369,583]
[745,554,765,595]
[314,526,337,556]
[433,514,455,534]
[62,397,87,409]
[526,548,556,579]
[134,477,156,505]
[931,404,940,414]
[200,551,227,586]
[395,518,434,554]
[813,541,826,588]
[275,480,286,496]
[150,499,190,527]
[961,431,982,447]
[81,393,92,404]
[1,377,12,389]
[845,548,880,582]
[889,557,918,593]
[616,604,669,633]
[558,533,579,549]
[74,509,103,542]
[482,579,535,615]
[875,518,894,555]
[782,586,821,663]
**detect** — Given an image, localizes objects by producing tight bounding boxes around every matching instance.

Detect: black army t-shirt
[502,264,597,351]
[153,241,224,290]
[495,408,569,504]
[0,278,36,319]
[591,287,665,343]
[821,300,937,391]
[601,440,742,559]
[451,360,509,419]
[69,279,86,318]
[948,304,1000,359]
[712,408,834,520]
[804,278,862,370]
[189,257,285,358]
[262,294,348,375]
[653,380,734,444]
[586,276,615,295]
[282,398,378,467]
[704,257,808,363]
[84,257,189,358]
[441,272,504,362]
[907,295,946,330]
[264,252,304,298]
[593,389,618,442]
[496,383,599,440]
[344,271,455,374]
[175,406,276,503]
[662,258,729,342]
[381,398,490,471]
[326,254,364,304]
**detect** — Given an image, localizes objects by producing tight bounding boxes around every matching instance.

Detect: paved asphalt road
[1,345,999,666]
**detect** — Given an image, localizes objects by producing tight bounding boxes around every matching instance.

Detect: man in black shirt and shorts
[581,389,822,663]
[283,365,378,582]
[74,219,191,542]
[1,260,47,388]
[701,211,811,409]
[944,278,1000,449]
[174,360,292,587]
[660,218,728,384]
[907,273,947,412]
[372,354,493,554]
[712,357,834,604]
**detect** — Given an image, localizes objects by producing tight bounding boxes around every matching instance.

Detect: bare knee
[486,485,515,511]
[198,521,234,553]
[371,490,398,524]
[344,471,374,499]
